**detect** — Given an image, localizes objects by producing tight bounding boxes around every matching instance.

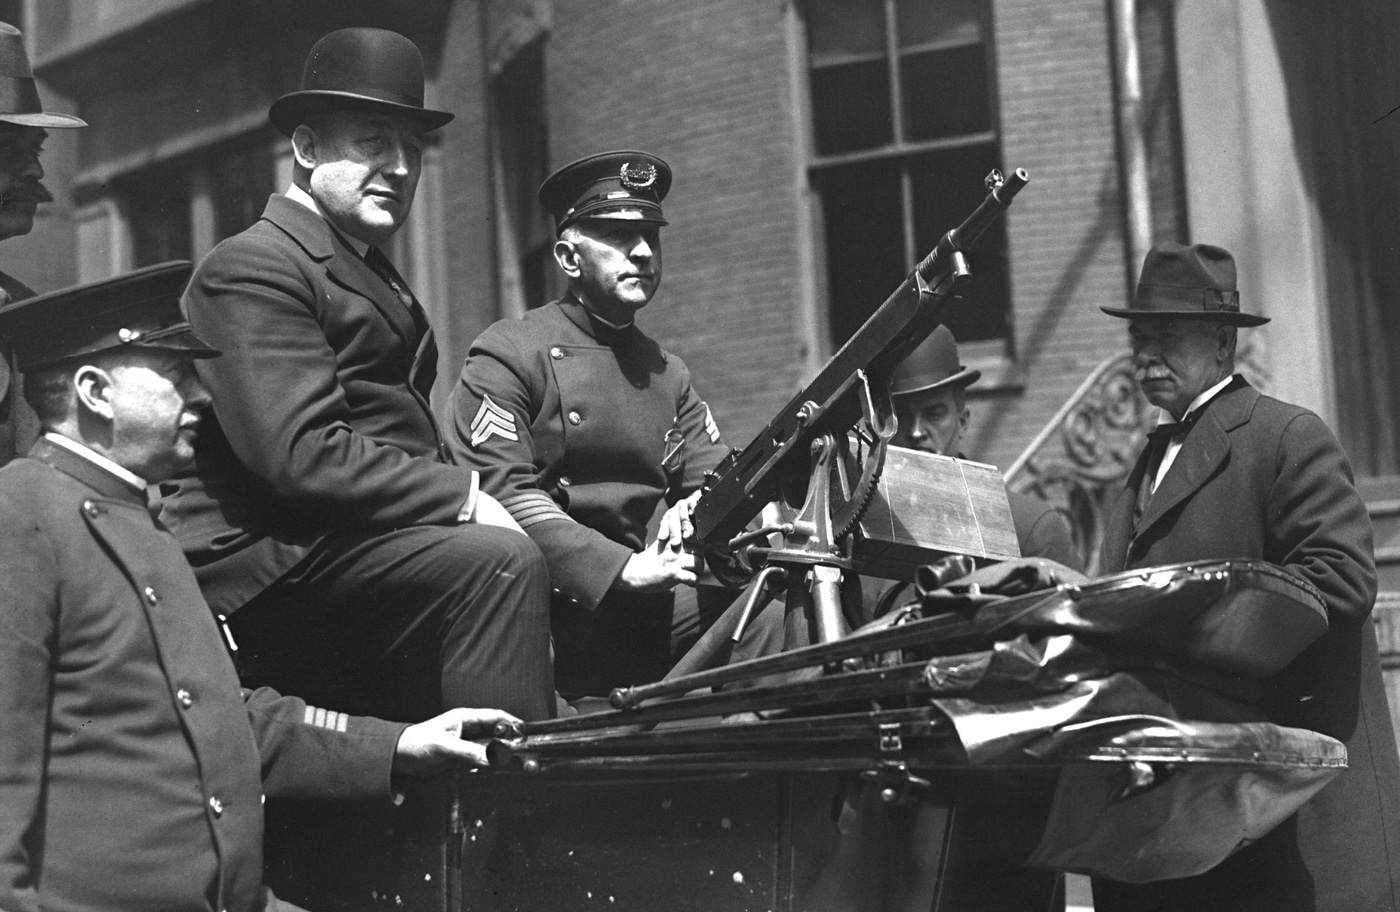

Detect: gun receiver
[693,168,1030,551]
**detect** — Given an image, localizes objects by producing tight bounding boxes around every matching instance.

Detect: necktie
[364,246,430,339]
[1133,376,1243,525]
[363,246,437,394]
[1145,410,1205,447]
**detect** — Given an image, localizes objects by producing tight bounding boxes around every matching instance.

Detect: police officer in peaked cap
[447,150,736,699]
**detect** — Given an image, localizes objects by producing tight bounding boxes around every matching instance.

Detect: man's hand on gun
[392,707,523,775]
[616,490,703,593]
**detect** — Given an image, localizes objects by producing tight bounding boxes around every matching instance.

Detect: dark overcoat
[1007,488,1080,568]
[157,194,479,615]
[0,439,405,912]
[1096,380,1400,911]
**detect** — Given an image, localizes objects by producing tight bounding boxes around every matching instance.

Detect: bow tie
[1146,411,1202,445]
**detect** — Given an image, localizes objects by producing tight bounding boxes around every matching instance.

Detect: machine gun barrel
[693,168,1029,548]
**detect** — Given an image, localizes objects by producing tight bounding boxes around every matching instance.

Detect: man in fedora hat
[0,263,522,912]
[446,150,734,699]
[0,20,85,466]
[890,324,1079,567]
[157,28,555,724]
[1092,241,1400,911]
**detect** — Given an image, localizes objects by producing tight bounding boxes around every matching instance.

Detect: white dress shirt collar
[43,432,147,493]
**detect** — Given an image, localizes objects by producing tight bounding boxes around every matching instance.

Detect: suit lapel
[1133,383,1258,539]
[262,196,420,350]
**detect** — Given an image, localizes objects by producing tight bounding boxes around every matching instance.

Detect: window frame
[798,0,1018,387]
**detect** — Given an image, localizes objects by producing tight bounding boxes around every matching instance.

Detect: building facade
[12,0,1400,712]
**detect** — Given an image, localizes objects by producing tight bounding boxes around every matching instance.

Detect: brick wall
[974,0,1134,473]
[544,0,806,446]
[516,0,1137,470]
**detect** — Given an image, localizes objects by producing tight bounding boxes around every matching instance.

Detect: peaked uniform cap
[0,261,219,371]
[269,28,453,137]
[891,325,981,397]
[1102,241,1269,326]
[0,21,85,128]
[539,150,672,235]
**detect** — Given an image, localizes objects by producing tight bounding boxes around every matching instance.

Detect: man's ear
[290,124,319,172]
[73,364,116,423]
[554,238,581,279]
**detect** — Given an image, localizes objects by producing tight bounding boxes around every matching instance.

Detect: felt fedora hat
[890,325,981,397]
[1102,241,1269,326]
[0,21,85,128]
[268,28,453,137]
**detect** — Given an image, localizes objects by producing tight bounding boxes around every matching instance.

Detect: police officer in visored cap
[447,150,736,699]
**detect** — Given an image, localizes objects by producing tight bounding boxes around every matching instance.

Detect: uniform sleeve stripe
[303,706,350,732]
[501,491,575,527]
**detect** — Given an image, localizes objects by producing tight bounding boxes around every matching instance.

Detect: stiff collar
[559,293,636,346]
[30,435,148,506]
[1160,373,1239,425]
[284,183,370,257]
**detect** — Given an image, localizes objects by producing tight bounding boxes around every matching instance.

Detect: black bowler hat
[0,21,84,128]
[0,261,219,371]
[891,325,981,397]
[539,150,672,236]
[1101,241,1269,326]
[268,28,453,137]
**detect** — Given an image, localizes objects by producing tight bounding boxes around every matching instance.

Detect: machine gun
[689,167,1030,647]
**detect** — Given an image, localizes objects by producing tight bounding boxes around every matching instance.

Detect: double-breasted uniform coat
[1094,379,1400,911]
[157,193,553,721]
[0,439,407,912]
[447,295,731,694]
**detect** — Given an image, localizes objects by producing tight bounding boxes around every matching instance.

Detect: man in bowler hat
[0,20,85,465]
[446,151,733,698]
[891,324,1080,568]
[157,29,555,722]
[0,263,519,912]
[1093,241,1400,911]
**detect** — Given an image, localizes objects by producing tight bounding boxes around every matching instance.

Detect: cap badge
[619,161,658,191]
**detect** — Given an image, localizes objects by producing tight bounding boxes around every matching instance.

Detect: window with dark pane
[123,166,191,267]
[805,0,1011,352]
[211,143,274,244]
[493,38,556,309]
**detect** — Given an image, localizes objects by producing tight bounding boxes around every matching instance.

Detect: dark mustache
[1,182,53,205]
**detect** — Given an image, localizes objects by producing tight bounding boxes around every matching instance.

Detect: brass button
[568,411,582,426]
[143,586,159,606]
[558,476,572,488]
[550,347,564,360]
[209,796,224,817]
[177,688,193,709]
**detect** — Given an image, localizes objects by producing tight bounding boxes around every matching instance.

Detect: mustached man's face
[0,124,51,242]
[1128,319,1231,418]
